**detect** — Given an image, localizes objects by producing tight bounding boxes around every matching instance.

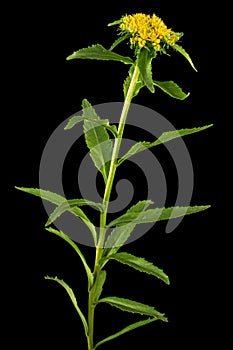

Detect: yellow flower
[120,13,181,51]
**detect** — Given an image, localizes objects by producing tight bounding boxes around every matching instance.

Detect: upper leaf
[102,201,154,260]
[137,48,155,93]
[118,124,213,165]
[64,114,110,131]
[154,80,190,100]
[64,113,118,138]
[15,187,97,244]
[103,222,136,256]
[103,201,153,255]
[123,64,145,99]
[82,99,113,184]
[109,33,130,51]
[108,205,211,227]
[45,198,103,227]
[98,296,167,321]
[172,44,197,71]
[66,44,133,65]
[15,187,65,205]
[104,252,170,284]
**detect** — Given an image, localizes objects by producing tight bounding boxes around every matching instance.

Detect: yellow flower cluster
[120,13,180,51]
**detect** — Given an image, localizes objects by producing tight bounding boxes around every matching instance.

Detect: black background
[4,1,228,349]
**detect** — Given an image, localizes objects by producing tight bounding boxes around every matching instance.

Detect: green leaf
[125,200,154,214]
[108,19,122,26]
[15,187,97,244]
[154,80,190,100]
[95,317,159,349]
[172,44,197,71]
[98,296,167,321]
[45,198,103,227]
[137,48,155,93]
[93,270,107,304]
[123,65,145,99]
[64,114,110,130]
[66,205,97,245]
[64,111,118,137]
[45,227,93,289]
[106,124,118,138]
[103,201,153,256]
[108,205,211,227]
[118,124,213,165]
[66,44,133,65]
[45,276,88,336]
[109,33,130,51]
[103,223,137,257]
[82,99,113,184]
[104,252,170,285]
[15,187,65,205]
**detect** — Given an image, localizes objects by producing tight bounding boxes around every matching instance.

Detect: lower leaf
[45,227,93,289]
[44,276,88,336]
[95,317,159,349]
[98,296,167,321]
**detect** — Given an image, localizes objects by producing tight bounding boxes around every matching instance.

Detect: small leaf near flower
[66,44,133,65]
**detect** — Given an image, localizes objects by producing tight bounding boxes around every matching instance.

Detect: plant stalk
[87,64,140,350]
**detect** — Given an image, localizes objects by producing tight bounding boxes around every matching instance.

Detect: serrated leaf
[172,44,197,71]
[95,317,159,349]
[45,198,103,227]
[15,187,97,244]
[93,270,107,304]
[106,124,118,138]
[98,296,167,321]
[45,276,88,336]
[66,44,133,65]
[64,113,118,138]
[154,80,190,100]
[109,33,130,51]
[15,187,65,205]
[103,201,153,256]
[69,206,97,245]
[137,48,155,93]
[126,200,154,214]
[108,205,211,227]
[82,99,113,184]
[45,227,93,289]
[108,19,122,26]
[64,114,110,130]
[118,124,213,165]
[105,252,169,284]
[103,223,136,257]
[123,65,145,99]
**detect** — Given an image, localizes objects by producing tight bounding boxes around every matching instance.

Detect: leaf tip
[66,53,74,60]
[45,219,51,227]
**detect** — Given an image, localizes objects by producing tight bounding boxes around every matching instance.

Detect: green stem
[87,63,140,350]
[98,63,140,250]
